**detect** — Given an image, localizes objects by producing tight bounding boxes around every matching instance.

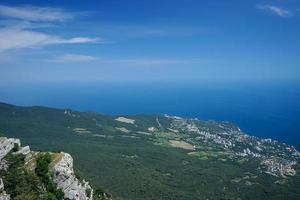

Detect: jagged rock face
[0,138,20,161]
[0,137,14,200]
[0,178,3,192]
[0,194,10,200]
[52,153,93,200]
[0,178,10,200]
[0,137,29,171]
[0,137,93,200]
[14,146,30,155]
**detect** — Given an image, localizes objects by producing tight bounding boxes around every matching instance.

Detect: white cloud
[96,24,210,38]
[0,5,100,55]
[53,54,99,62]
[0,28,99,52]
[99,59,198,66]
[54,37,99,44]
[0,4,73,22]
[51,57,200,65]
[257,5,293,18]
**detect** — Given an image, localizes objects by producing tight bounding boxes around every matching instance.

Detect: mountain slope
[0,102,299,200]
[0,137,99,200]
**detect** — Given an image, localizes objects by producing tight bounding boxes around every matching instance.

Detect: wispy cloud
[0,28,99,52]
[49,57,201,66]
[0,4,100,54]
[97,24,211,38]
[0,4,73,22]
[257,5,293,18]
[98,59,199,66]
[53,54,99,62]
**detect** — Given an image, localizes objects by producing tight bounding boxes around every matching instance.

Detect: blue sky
[0,0,300,85]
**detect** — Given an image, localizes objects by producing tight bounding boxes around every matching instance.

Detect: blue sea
[0,81,300,149]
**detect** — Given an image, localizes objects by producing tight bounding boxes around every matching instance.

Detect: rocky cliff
[0,137,94,200]
[53,153,93,200]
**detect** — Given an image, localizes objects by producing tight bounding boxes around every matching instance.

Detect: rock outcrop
[0,138,20,160]
[0,137,19,200]
[0,137,94,200]
[52,153,93,200]
[0,178,10,200]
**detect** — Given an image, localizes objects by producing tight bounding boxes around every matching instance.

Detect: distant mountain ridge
[0,102,299,200]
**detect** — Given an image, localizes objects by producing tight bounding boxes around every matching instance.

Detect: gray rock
[0,178,4,192]
[0,194,10,200]
[14,146,30,155]
[0,179,10,200]
[52,153,93,200]
[0,137,94,200]
[0,137,20,161]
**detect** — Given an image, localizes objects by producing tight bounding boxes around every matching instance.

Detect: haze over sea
[0,81,299,149]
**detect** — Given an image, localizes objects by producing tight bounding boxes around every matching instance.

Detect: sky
[0,0,300,85]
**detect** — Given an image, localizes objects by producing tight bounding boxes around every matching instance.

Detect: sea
[0,81,299,149]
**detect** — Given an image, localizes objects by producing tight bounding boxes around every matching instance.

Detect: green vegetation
[0,151,63,200]
[1,153,43,200]
[0,102,299,200]
[35,153,64,200]
[12,143,19,152]
[94,188,112,200]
